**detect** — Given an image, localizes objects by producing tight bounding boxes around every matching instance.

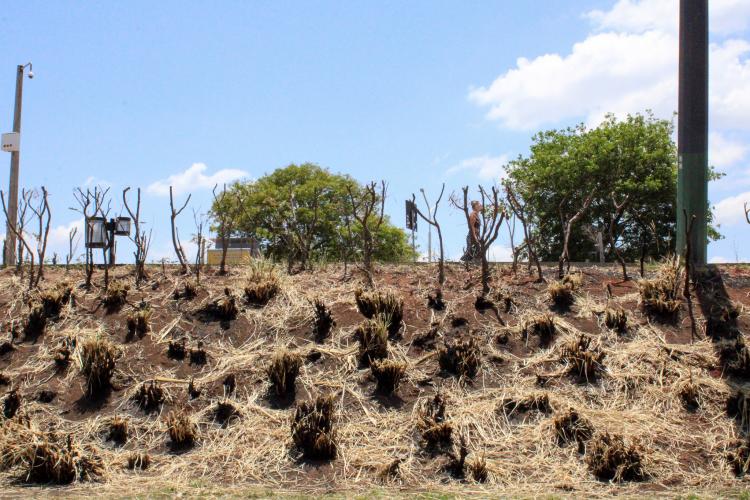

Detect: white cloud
[587,0,750,36]
[713,190,750,227]
[488,244,513,262]
[469,1,750,131]
[147,163,249,197]
[709,255,729,264]
[446,154,508,180]
[710,132,748,168]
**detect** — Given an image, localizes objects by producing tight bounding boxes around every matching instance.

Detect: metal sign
[405,200,417,231]
[115,217,132,236]
[1,132,19,152]
[86,217,108,248]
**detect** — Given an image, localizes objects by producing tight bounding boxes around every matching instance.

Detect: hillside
[0,261,749,497]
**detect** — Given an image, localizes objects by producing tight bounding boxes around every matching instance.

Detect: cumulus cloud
[446,154,508,180]
[147,163,249,197]
[488,244,513,262]
[710,132,748,169]
[468,0,750,131]
[713,190,750,227]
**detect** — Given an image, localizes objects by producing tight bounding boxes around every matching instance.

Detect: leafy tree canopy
[211,163,415,268]
[505,111,721,262]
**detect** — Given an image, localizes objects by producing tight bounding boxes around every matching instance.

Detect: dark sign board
[405,200,417,231]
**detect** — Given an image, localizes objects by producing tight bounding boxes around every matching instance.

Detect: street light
[2,62,33,268]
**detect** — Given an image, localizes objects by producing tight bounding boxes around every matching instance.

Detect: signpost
[405,200,417,259]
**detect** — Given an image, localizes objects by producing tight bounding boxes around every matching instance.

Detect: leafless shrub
[585,432,646,482]
[438,337,481,379]
[266,350,302,397]
[79,336,118,398]
[166,409,198,450]
[370,358,407,395]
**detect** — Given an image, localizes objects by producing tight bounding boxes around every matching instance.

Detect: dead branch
[412,183,445,286]
[558,189,595,279]
[169,186,191,274]
[1,189,35,289]
[346,180,387,288]
[608,192,630,281]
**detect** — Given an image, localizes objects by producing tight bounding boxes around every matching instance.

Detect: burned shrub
[126,453,151,471]
[413,321,441,348]
[727,391,750,432]
[354,317,389,366]
[213,401,240,428]
[126,303,152,338]
[133,381,165,414]
[0,340,14,356]
[167,338,187,360]
[189,341,208,366]
[585,432,646,482]
[522,314,556,347]
[719,335,750,378]
[706,302,740,339]
[354,288,404,338]
[214,288,238,320]
[499,392,552,419]
[79,337,118,398]
[39,282,73,318]
[312,298,335,341]
[554,408,595,452]
[244,276,280,306]
[467,455,489,483]
[166,409,198,450]
[267,350,302,397]
[427,290,446,311]
[53,336,76,370]
[438,337,481,379]
[560,335,605,382]
[638,260,681,319]
[291,394,338,460]
[173,280,198,301]
[106,416,129,445]
[37,390,56,404]
[727,436,750,477]
[3,389,20,419]
[15,434,103,484]
[445,435,469,478]
[187,378,201,399]
[678,376,700,411]
[417,392,453,449]
[370,358,407,395]
[23,303,47,340]
[547,280,575,309]
[102,280,129,312]
[0,373,9,386]
[474,294,496,312]
[604,307,627,332]
[493,289,514,314]
[223,373,236,396]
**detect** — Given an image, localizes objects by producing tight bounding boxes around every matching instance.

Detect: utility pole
[676,0,708,266]
[3,63,32,268]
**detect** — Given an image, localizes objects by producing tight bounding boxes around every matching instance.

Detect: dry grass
[311,298,335,341]
[547,281,575,308]
[638,259,681,318]
[78,335,118,398]
[437,337,481,379]
[3,389,20,419]
[370,358,407,395]
[102,280,129,312]
[559,334,606,382]
[106,416,129,446]
[166,409,198,450]
[354,288,404,338]
[354,316,390,365]
[126,452,151,471]
[585,432,647,482]
[126,304,152,338]
[244,260,281,306]
[133,381,165,414]
[522,313,556,347]
[0,263,747,496]
[291,395,337,460]
[604,307,628,332]
[266,350,302,397]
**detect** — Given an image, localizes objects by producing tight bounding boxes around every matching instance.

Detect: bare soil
[0,261,749,497]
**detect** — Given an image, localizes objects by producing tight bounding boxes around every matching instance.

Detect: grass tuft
[291,394,338,460]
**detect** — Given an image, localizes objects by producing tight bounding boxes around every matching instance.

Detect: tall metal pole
[4,65,25,268]
[676,0,708,266]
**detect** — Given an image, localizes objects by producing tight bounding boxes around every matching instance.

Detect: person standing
[461,200,482,262]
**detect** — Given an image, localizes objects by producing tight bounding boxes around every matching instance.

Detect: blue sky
[1,0,749,264]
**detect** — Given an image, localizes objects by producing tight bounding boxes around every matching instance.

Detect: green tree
[506,112,720,269]
[213,163,414,271]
